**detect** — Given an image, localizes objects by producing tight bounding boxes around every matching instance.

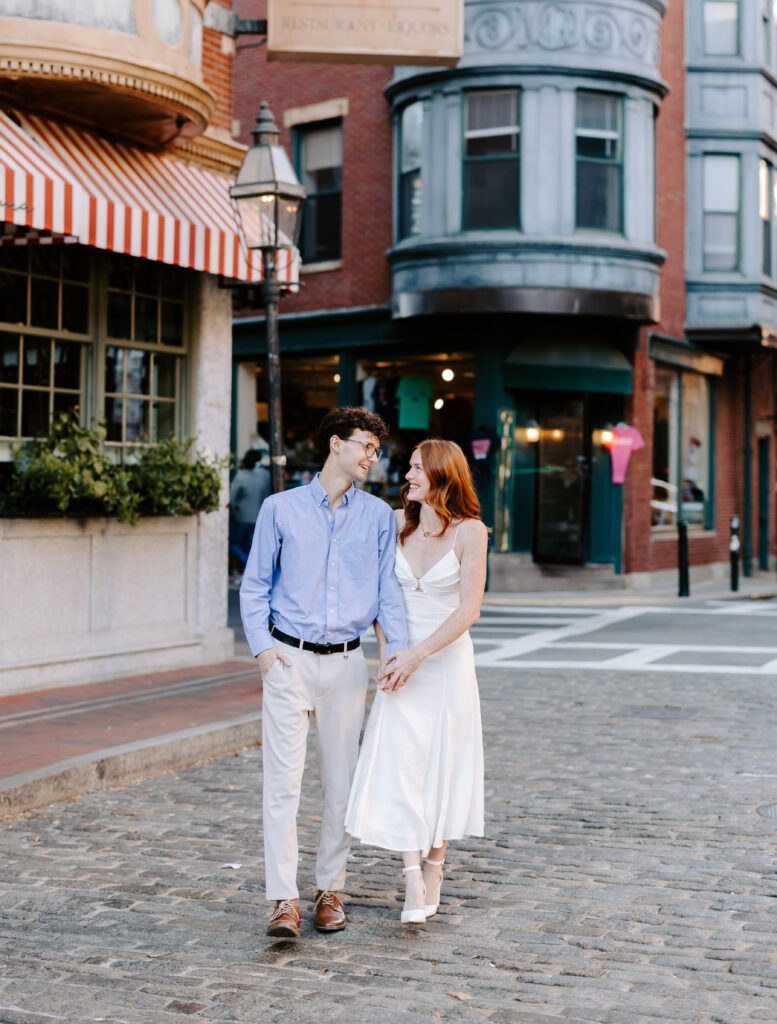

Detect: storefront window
[105,255,186,448]
[652,367,712,528]
[0,245,90,441]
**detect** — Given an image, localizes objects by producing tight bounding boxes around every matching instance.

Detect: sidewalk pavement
[0,661,261,818]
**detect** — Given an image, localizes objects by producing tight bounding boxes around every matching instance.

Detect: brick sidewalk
[0,662,261,812]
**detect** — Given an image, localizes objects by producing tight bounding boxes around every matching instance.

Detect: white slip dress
[345,530,485,855]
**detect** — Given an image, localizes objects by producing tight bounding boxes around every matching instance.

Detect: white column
[522,84,562,236]
[189,272,234,661]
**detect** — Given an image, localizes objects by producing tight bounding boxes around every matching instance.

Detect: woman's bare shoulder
[394,507,405,528]
[459,517,488,540]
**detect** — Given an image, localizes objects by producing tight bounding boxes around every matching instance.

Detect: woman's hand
[380,648,424,691]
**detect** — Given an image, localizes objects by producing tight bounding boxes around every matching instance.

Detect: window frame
[461,87,522,232]
[293,118,344,267]
[702,153,741,273]
[651,363,716,533]
[574,90,625,236]
[397,101,423,242]
[760,158,773,277]
[0,246,92,447]
[703,0,740,57]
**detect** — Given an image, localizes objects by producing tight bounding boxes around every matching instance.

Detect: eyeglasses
[342,437,383,460]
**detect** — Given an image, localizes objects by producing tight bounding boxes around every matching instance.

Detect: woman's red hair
[399,439,481,544]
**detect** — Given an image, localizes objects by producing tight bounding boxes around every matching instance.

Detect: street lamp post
[230,101,306,493]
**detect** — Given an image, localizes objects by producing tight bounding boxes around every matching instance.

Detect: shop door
[758,436,770,571]
[534,398,588,564]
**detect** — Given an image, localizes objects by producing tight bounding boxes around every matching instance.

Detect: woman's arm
[382,519,488,691]
[373,618,388,680]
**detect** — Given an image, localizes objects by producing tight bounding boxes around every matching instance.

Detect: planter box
[0,514,233,696]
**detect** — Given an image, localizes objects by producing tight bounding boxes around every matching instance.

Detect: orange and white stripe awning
[0,110,298,284]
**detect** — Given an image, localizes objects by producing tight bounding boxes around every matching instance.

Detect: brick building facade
[233,0,777,588]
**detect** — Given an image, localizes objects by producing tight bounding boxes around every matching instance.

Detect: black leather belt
[270,623,360,656]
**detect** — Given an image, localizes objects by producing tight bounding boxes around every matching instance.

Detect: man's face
[336,428,381,483]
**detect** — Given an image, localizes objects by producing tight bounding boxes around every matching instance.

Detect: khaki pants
[261,640,369,901]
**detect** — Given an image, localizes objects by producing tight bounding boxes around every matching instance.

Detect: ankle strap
[425,858,444,866]
[402,864,421,874]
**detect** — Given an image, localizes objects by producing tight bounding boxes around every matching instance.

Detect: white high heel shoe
[424,857,444,918]
[400,865,427,924]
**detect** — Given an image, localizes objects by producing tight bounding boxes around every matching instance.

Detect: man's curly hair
[317,407,389,462]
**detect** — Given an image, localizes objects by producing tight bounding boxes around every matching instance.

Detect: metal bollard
[730,515,740,592]
[678,520,690,597]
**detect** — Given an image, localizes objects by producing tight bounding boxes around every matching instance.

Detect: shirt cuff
[248,629,275,658]
[385,641,404,658]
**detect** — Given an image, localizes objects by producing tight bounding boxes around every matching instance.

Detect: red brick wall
[202,0,235,133]
[233,0,393,314]
[624,0,688,575]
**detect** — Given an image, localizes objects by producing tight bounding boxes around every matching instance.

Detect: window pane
[134,295,158,343]
[60,246,90,283]
[400,102,423,173]
[467,90,519,134]
[29,277,59,329]
[0,247,28,273]
[107,253,136,289]
[21,389,49,437]
[154,354,177,398]
[125,399,148,442]
[576,135,620,161]
[302,124,342,192]
[23,339,51,387]
[0,332,19,384]
[153,400,176,440]
[126,349,150,396]
[61,283,89,334]
[704,211,738,270]
[105,346,124,394]
[576,161,622,231]
[466,133,518,158]
[53,341,81,390]
[652,368,679,526]
[760,160,770,219]
[681,375,710,524]
[105,396,123,442]
[399,170,422,239]
[0,387,17,436]
[300,192,342,262]
[134,261,159,297]
[576,92,620,134]
[53,391,80,419]
[160,301,183,346]
[160,263,185,300]
[0,270,27,325]
[107,290,132,339]
[28,246,60,278]
[704,1,738,55]
[464,159,520,229]
[704,155,739,212]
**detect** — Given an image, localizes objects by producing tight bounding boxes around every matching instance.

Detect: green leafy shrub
[1,412,228,525]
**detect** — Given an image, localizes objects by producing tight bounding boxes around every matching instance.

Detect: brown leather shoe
[266,899,300,938]
[314,889,346,932]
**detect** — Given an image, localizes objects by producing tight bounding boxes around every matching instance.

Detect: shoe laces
[317,890,338,908]
[270,899,297,920]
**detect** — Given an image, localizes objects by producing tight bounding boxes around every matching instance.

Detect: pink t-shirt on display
[607,425,644,484]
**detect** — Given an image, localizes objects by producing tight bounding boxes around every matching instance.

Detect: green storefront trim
[503,339,634,394]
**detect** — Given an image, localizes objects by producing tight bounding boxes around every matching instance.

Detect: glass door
[533,398,587,564]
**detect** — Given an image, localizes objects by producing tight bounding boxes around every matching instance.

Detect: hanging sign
[267,0,463,67]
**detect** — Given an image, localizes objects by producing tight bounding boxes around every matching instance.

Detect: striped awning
[0,110,298,284]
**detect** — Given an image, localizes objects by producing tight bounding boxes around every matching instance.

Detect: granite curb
[0,711,261,818]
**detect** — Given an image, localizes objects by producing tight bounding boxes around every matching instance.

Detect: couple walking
[240,406,487,937]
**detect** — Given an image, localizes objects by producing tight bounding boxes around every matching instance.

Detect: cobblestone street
[3,661,777,1024]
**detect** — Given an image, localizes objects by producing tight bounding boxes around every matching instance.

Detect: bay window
[463,89,520,230]
[575,92,623,234]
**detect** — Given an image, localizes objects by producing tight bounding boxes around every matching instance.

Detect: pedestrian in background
[228,450,270,580]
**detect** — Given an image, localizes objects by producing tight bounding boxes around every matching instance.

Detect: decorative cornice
[388,235,667,267]
[174,129,246,173]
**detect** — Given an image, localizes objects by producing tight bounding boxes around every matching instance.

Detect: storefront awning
[504,339,634,394]
[0,110,298,284]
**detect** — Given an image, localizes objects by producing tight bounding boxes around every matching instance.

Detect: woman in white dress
[345,439,488,924]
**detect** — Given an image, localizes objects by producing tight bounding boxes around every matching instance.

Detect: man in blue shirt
[240,407,408,938]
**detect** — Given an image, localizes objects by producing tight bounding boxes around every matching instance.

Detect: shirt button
[330,562,335,567]
[330,586,334,590]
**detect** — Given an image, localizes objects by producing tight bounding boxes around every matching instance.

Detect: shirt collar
[311,472,355,508]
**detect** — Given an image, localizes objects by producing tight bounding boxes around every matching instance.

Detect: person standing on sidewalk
[240,407,408,938]
[228,450,270,578]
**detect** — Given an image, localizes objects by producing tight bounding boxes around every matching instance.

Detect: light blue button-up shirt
[240,473,408,658]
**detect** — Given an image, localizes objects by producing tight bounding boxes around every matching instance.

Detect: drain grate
[756,803,777,819]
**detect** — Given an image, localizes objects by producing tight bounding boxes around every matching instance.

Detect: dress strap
[451,521,461,549]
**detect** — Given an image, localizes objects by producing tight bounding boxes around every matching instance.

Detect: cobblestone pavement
[3,663,777,1024]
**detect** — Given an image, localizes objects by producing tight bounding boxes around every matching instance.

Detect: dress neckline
[396,544,459,582]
